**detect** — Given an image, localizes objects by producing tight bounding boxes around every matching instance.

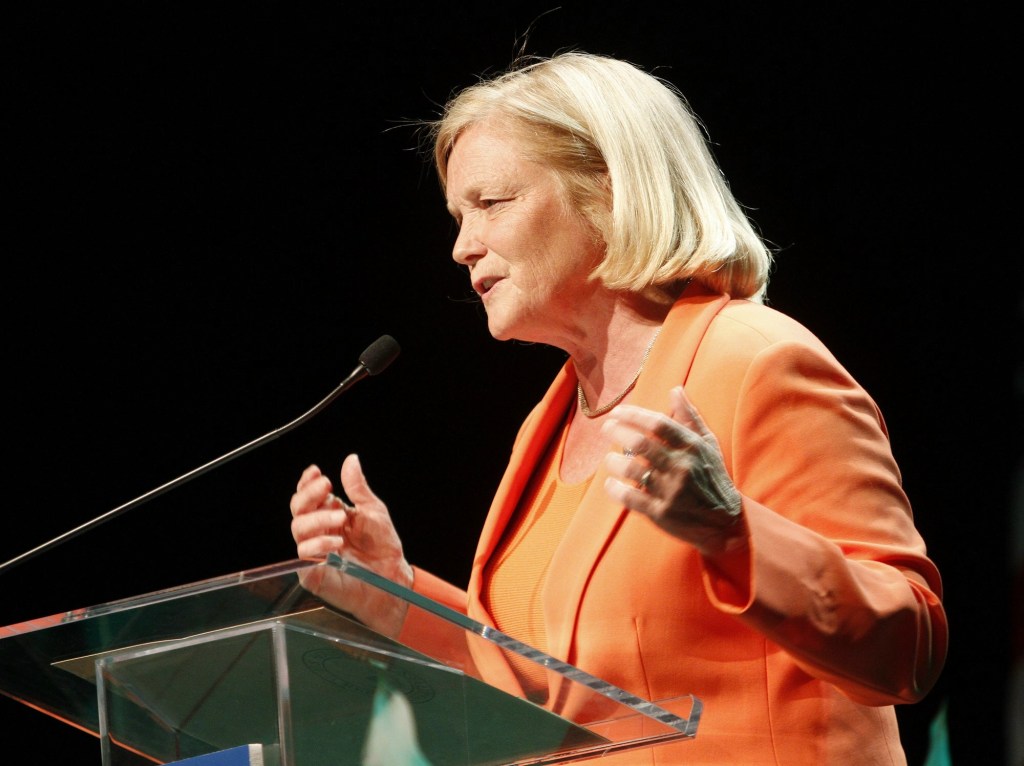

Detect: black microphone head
[359,335,401,376]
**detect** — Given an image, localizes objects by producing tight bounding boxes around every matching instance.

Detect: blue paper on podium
[169,744,264,765]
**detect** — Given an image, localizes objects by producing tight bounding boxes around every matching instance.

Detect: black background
[3,3,1019,764]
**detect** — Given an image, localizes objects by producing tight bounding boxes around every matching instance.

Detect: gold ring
[638,468,654,490]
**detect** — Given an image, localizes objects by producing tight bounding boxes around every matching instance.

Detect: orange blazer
[409,285,947,765]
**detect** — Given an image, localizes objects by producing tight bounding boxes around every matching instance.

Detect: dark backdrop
[4,4,1018,764]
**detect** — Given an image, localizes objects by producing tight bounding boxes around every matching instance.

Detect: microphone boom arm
[0,335,400,575]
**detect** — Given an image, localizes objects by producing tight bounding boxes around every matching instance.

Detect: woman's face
[445,119,605,346]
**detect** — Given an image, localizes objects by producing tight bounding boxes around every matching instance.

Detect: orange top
[482,415,591,700]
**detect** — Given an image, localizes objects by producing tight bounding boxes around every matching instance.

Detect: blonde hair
[430,52,773,300]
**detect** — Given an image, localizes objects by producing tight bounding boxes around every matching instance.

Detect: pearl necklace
[576,327,662,418]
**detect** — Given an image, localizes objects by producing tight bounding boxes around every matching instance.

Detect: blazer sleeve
[696,336,947,706]
[390,566,480,675]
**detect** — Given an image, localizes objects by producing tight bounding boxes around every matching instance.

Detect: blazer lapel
[466,364,577,625]
[542,288,731,661]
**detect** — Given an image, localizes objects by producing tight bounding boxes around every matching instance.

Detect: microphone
[0,334,401,575]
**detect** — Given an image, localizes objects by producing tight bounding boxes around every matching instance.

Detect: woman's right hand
[290,453,414,635]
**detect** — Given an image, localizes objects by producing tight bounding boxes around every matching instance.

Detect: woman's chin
[487,324,515,342]
[484,311,515,341]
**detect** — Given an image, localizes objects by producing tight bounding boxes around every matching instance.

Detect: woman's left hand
[602,385,746,557]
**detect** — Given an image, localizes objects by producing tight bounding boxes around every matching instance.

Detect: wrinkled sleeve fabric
[409,566,468,614]
[393,566,476,673]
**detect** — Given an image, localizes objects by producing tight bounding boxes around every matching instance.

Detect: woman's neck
[569,291,673,415]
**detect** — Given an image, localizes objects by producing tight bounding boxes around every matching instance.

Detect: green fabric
[922,699,952,766]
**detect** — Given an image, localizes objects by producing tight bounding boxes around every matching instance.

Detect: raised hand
[602,385,746,557]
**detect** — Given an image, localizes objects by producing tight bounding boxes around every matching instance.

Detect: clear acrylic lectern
[0,555,700,765]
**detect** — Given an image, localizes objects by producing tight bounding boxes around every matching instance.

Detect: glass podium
[0,555,700,765]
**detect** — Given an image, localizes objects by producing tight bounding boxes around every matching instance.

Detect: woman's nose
[452,222,486,267]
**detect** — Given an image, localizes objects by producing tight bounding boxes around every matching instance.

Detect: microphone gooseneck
[0,335,401,576]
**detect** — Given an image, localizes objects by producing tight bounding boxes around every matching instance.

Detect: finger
[290,475,333,518]
[602,475,661,516]
[604,450,632,478]
[296,464,324,492]
[291,509,349,543]
[669,386,714,439]
[325,492,349,510]
[603,404,668,435]
[602,418,698,473]
[604,405,698,451]
[604,451,654,486]
[601,418,652,457]
[295,534,347,560]
[340,453,383,508]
